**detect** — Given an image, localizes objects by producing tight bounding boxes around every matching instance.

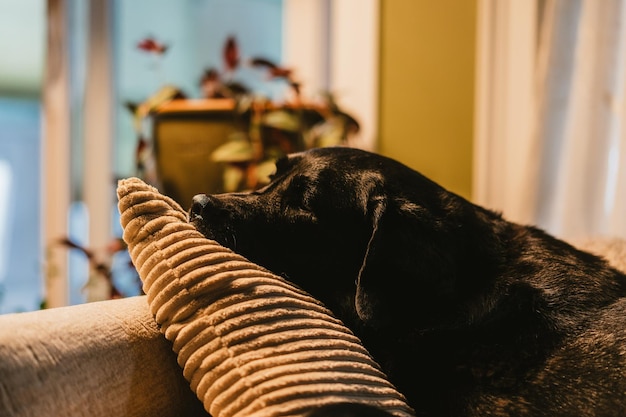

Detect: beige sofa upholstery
[0,296,207,417]
[1,237,625,417]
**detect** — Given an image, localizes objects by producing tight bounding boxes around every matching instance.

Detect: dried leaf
[211,135,254,163]
[256,159,279,185]
[262,110,300,132]
[223,165,244,192]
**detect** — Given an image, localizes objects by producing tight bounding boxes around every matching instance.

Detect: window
[0,98,43,313]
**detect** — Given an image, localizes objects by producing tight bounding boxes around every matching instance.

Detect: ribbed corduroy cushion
[117,177,415,417]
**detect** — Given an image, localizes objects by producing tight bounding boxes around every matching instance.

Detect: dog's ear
[355,189,463,329]
[354,184,383,318]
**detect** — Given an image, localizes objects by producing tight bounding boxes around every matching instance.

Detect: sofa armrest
[0,296,207,417]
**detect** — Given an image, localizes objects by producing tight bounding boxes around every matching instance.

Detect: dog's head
[190,147,503,331]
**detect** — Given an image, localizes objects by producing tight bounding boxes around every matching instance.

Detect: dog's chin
[189,216,240,253]
[188,215,206,234]
[188,216,217,242]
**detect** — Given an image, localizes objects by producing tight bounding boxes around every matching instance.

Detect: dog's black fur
[189,147,626,417]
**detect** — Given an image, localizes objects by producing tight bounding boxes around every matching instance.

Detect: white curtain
[534,0,626,240]
[475,0,626,241]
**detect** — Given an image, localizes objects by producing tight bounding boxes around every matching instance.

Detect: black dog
[189,147,626,417]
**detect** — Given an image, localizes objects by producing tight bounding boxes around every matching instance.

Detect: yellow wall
[378,0,477,199]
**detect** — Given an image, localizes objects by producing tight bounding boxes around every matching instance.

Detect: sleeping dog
[189,147,626,417]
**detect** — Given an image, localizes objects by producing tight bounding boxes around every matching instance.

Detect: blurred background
[1,0,625,313]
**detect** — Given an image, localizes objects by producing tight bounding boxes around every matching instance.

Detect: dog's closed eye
[282,174,315,214]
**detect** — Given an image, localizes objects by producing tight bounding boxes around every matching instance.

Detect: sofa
[1,236,625,417]
[0,295,208,417]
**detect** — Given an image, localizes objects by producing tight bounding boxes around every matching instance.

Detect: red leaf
[223,36,240,72]
[137,37,168,55]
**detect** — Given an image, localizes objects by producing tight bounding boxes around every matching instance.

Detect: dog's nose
[190,194,210,218]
